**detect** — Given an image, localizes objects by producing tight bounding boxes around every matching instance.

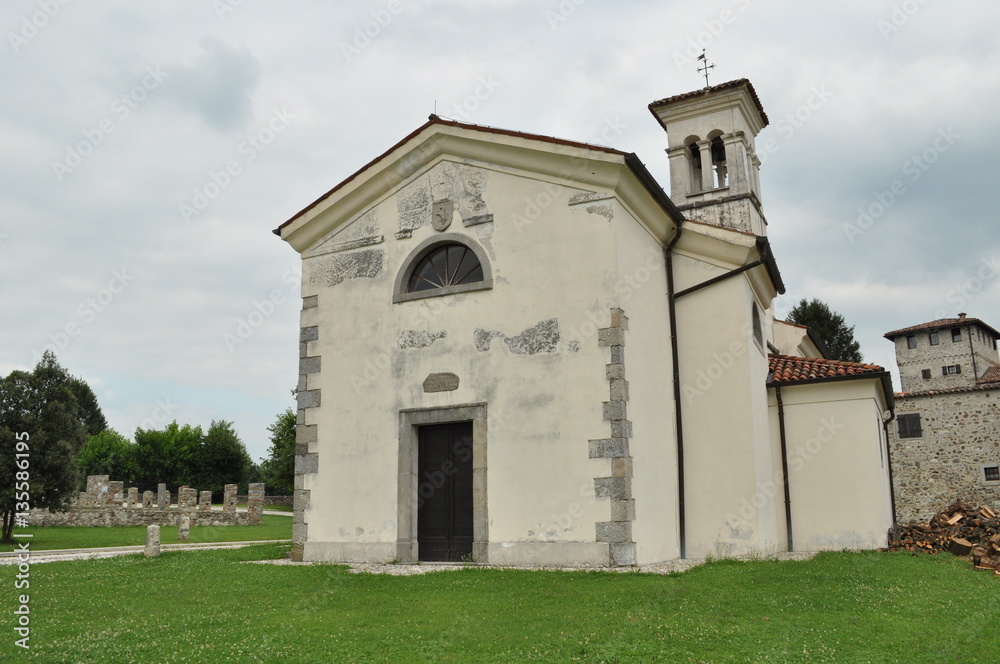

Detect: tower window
[952,328,962,342]
[984,466,1000,482]
[710,135,727,188]
[921,369,931,379]
[906,335,917,349]
[929,331,939,346]
[688,142,702,190]
[942,364,961,375]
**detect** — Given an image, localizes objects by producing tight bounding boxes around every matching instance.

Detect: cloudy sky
[2,0,996,461]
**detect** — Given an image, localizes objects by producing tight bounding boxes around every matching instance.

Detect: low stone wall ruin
[33,476,268,528]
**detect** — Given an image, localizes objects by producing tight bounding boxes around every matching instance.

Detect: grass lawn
[0,514,291,552]
[1,547,997,663]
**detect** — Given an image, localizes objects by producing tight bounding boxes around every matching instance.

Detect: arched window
[407,243,483,293]
[393,233,493,303]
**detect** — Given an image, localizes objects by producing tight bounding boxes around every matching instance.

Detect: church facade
[276,79,895,566]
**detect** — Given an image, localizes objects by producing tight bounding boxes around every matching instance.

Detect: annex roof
[768,354,885,385]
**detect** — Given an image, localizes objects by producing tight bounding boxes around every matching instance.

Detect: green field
[0,514,291,552]
[1,547,996,663]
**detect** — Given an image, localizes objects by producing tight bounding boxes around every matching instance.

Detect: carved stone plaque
[432,200,453,231]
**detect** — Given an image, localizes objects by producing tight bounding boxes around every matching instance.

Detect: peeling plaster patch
[308,248,384,287]
[473,221,494,238]
[568,341,581,352]
[397,176,431,234]
[398,330,447,349]
[586,204,614,221]
[306,209,382,258]
[430,162,491,226]
[474,319,559,355]
[568,190,605,205]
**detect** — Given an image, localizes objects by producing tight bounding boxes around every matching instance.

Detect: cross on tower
[697,50,715,88]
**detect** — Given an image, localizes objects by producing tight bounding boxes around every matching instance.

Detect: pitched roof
[648,78,769,127]
[980,364,1000,384]
[275,114,644,235]
[767,354,885,385]
[884,317,1000,340]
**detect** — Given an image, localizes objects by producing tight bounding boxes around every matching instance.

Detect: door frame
[397,404,487,563]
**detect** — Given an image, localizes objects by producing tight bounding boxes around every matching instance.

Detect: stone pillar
[247,483,265,523]
[178,516,190,541]
[698,140,715,191]
[178,487,197,509]
[142,490,154,508]
[79,491,88,506]
[86,475,110,506]
[127,487,139,508]
[145,525,160,558]
[109,481,125,505]
[223,484,237,514]
[157,483,167,511]
[199,491,212,510]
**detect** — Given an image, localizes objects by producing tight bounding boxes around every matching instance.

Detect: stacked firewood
[885,501,1000,574]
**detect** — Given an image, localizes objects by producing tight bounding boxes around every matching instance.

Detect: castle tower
[648,79,769,235]
[885,313,1000,393]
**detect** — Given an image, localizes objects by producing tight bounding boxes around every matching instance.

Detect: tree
[198,420,252,498]
[787,298,864,363]
[260,408,295,496]
[77,429,136,486]
[0,352,89,542]
[68,378,107,437]
[132,422,203,492]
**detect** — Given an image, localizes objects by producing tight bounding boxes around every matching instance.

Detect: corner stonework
[591,307,636,566]
[294,294,321,561]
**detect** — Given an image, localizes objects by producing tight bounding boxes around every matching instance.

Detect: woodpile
[885,501,1000,575]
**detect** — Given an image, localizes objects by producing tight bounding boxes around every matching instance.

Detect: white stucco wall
[297,152,672,565]
[769,380,893,551]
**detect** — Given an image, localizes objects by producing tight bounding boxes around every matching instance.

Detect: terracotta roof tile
[980,364,1000,384]
[649,78,769,127]
[884,317,1000,339]
[768,354,885,385]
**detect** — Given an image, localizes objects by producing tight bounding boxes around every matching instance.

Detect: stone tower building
[885,314,1000,522]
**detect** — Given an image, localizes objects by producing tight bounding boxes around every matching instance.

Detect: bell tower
[648,79,769,235]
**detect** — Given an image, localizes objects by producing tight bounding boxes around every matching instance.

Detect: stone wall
[235,495,293,507]
[889,387,1000,523]
[28,507,261,528]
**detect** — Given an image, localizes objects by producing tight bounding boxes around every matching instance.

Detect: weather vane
[697,49,715,88]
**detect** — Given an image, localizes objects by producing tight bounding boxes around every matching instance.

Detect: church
[275,79,896,566]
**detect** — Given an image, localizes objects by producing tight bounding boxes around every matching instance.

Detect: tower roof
[649,78,769,129]
[884,316,1000,340]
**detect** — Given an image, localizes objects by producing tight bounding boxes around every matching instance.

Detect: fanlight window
[407,243,484,293]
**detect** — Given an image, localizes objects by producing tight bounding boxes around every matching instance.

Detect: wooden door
[417,422,473,562]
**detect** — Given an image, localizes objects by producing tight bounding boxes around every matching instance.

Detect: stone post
[178,516,190,541]
[145,525,160,558]
[247,483,265,523]
[109,481,125,506]
[127,487,139,508]
[198,490,212,511]
[178,487,198,509]
[223,484,237,514]
[157,483,167,511]
[142,490,154,508]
